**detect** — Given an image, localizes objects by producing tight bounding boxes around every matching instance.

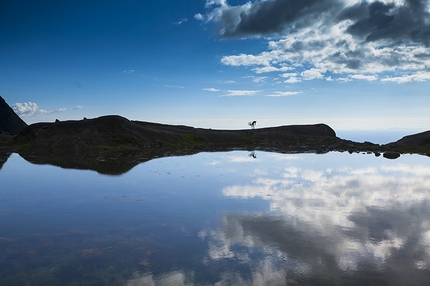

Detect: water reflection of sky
[1,152,430,285]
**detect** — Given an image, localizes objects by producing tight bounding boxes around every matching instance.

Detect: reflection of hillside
[19,150,158,176]
[0,150,12,171]
[208,161,430,284]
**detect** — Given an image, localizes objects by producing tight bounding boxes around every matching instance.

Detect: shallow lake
[1,151,430,285]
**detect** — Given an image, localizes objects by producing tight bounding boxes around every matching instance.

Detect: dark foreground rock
[1,115,428,175]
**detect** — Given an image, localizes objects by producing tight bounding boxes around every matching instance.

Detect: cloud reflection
[127,271,187,286]
[203,158,430,284]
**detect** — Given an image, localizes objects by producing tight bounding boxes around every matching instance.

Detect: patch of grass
[177,134,205,146]
[98,144,136,152]
[48,141,59,152]
[163,134,206,154]
[239,135,262,147]
[17,143,31,153]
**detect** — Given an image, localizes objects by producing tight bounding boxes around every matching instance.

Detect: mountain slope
[384,130,430,153]
[0,96,28,134]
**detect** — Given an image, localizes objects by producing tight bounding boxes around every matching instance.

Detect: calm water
[1,151,430,285]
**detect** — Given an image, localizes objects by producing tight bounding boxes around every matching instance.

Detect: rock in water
[383,151,400,159]
[0,96,28,133]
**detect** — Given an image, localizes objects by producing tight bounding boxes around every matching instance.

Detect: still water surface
[1,151,430,285]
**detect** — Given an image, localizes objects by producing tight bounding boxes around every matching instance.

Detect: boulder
[383,151,400,159]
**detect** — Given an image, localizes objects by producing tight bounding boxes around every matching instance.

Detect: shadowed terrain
[0,150,12,171]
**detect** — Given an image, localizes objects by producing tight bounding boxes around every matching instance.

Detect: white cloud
[205,0,227,8]
[221,53,271,66]
[12,102,40,116]
[173,18,187,25]
[279,72,301,83]
[338,77,352,82]
[252,66,292,74]
[266,91,302,97]
[73,105,83,110]
[165,85,185,89]
[122,70,135,74]
[350,74,379,81]
[223,90,260,96]
[284,77,301,83]
[13,102,67,117]
[301,68,324,80]
[381,72,430,83]
[203,88,220,92]
[194,13,204,21]
[279,72,297,78]
[253,77,267,83]
[244,75,267,83]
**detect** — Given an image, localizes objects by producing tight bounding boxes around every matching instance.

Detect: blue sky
[1,0,430,137]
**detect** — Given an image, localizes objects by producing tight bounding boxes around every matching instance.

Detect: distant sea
[336,129,424,145]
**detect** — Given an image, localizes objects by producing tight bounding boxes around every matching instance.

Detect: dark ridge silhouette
[9,114,430,175]
[12,115,354,174]
[13,115,342,155]
[0,96,28,133]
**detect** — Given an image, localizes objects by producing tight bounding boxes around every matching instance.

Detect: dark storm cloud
[340,0,430,46]
[213,0,430,46]
[217,0,343,38]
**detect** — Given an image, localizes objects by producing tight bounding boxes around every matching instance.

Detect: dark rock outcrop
[0,96,28,134]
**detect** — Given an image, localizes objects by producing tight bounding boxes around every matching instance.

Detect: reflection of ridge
[0,151,12,171]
